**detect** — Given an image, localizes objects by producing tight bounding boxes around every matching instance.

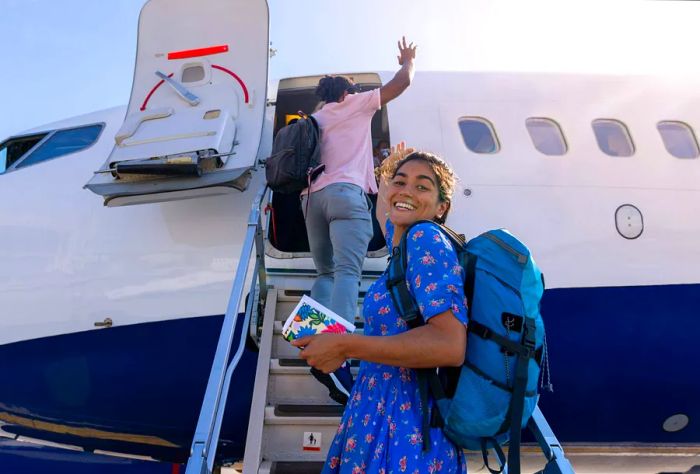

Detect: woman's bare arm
[292,310,466,373]
[379,37,417,106]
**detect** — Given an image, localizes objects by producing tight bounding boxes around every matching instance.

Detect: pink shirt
[307,88,381,194]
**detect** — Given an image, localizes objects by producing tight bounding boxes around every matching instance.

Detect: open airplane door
[86,0,268,206]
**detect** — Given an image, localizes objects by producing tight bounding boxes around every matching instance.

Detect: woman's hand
[381,142,415,180]
[292,333,348,373]
[397,36,417,66]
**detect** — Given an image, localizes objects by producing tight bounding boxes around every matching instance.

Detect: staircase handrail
[526,405,576,473]
[185,185,269,474]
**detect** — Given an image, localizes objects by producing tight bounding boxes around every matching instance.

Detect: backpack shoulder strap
[385,220,461,451]
[386,221,422,329]
[307,114,319,131]
[387,219,467,326]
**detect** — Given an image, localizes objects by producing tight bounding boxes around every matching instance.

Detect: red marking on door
[168,45,229,60]
[212,64,249,103]
[140,72,174,111]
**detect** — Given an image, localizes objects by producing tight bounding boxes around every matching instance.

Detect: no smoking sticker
[302,431,322,451]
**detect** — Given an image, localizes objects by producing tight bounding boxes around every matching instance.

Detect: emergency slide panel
[86,0,268,206]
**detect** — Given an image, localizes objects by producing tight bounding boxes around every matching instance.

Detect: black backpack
[265,115,324,193]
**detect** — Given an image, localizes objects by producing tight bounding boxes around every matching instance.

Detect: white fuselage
[1,71,699,346]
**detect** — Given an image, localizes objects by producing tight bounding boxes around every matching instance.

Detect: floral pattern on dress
[322,220,468,474]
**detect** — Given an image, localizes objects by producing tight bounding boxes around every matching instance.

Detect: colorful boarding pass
[282,295,356,342]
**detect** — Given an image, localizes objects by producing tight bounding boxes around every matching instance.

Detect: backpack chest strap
[468,320,537,360]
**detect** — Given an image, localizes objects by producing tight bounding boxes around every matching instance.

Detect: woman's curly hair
[316,75,354,103]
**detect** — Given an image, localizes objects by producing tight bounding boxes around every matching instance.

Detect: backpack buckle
[521,319,537,358]
[401,313,422,330]
[523,337,536,351]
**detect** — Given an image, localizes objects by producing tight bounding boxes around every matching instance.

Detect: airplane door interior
[266,74,389,257]
[85,0,269,206]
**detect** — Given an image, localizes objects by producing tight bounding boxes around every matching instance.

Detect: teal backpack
[387,221,550,474]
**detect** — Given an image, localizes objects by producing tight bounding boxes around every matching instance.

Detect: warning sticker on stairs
[303,432,322,451]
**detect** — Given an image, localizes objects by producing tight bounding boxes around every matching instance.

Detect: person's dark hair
[316,75,355,103]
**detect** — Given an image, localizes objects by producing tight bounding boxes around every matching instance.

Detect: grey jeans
[301,183,374,322]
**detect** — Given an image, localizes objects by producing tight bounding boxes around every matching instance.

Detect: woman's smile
[393,201,417,211]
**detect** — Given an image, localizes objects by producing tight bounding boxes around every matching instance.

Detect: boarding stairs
[183,185,575,474]
[241,284,368,474]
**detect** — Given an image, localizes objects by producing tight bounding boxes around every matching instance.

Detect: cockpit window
[657,121,699,159]
[459,117,500,154]
[526,118,568,155]
[0,133,49,174]
[592,119,635,157]
[15,124,103,170]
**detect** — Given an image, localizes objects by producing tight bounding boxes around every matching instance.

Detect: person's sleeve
[347,88,381,116]
[404,222,469,324]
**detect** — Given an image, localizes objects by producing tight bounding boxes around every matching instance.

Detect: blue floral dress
[322,221,469,474]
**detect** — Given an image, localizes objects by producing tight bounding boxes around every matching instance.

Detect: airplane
[0,0,698,472]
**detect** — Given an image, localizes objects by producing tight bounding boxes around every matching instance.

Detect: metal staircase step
[268,461,325,474]
[276,358,360,368]
[268,359,358,404]
[257,460,325,474]
[261,405,342,463]
[274,404,344,418]
[271,333,305,359]
[264,405,343,424]
[273,300,303,322]
[272,294,365,325]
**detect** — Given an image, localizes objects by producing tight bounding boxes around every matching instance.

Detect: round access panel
[615,204,644,239]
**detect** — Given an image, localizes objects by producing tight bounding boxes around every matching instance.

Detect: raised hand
[379,141,415,182]
[397,36,417,66]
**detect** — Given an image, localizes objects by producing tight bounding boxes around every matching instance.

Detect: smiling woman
[291,148,469,473]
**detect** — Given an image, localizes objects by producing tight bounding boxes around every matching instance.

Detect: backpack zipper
[483,232,528,264]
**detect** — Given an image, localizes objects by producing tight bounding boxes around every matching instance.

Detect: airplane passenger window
[657,121,699,159]
[525,118,568,155]
[592,119,635,157]
[0,132,49,174]
[15,124,104,170]
[459,117,500,154]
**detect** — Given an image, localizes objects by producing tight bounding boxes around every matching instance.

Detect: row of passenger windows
[459,117,700,159]
[0,124,103,174]
[1,116,696,176]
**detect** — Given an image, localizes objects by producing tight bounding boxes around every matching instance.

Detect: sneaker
[310,363,354,406]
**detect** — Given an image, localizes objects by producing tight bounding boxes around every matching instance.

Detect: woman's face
[387,159,448,232]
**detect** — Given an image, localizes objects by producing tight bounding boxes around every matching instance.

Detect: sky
[1,0,700,140]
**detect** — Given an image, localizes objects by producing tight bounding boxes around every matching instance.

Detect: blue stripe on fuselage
[0,314,257,463]
[538,283,698,443]
[0,283,696,463]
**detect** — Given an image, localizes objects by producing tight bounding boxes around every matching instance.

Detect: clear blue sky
[2,0,699,140]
